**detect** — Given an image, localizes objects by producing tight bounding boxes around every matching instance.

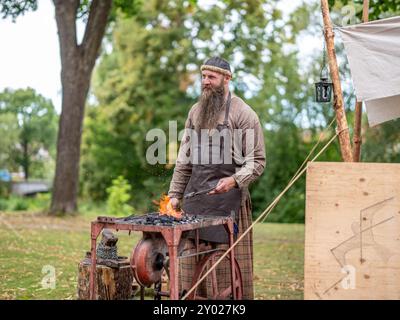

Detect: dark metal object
[130,236,167,287]
[121,213,200,225]
[315,39,333,103]
[315,77,333,102]
[89,213,239,300]
[83,251,129,269]
[96,229,118,260]
[183,186,216,199]
[154,281,163,300]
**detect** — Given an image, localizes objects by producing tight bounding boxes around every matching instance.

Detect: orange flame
[156,194,183,219]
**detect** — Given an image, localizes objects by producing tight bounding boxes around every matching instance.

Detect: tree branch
[81,0,112,73]
[53,0,80,70]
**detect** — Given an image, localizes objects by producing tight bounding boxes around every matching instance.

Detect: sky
[0,0,320,114]
[0,0,86,113]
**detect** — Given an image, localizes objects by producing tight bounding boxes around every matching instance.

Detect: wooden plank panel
[305,162,400,299]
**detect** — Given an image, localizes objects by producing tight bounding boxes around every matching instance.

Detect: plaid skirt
[179,197,254,300]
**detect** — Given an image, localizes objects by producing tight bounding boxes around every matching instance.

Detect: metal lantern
[315,76,333,103]
[315,40,333,103]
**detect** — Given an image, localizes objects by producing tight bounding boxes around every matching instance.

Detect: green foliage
[81,0,321,220]
[76,199,107,218]
[0,88,58,180]
[0,113,19,169]
[0,198,8,210]
[77,0,142,23]
[0,193,51,212]
[0,0,37,21]
[250,121,342,223]
[330,0,400,21]
[110,0,143,19]
[10,197,29,211]
[361,118,400,163]
[106,175,134,216]
[0,183,11,198]
[7,1,400,224]
[1,0,143,22]
[0,194,107,218]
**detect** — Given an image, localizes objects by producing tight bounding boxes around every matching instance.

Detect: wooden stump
[77,255,133,300]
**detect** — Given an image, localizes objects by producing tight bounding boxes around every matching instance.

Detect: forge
[88,212,243,300]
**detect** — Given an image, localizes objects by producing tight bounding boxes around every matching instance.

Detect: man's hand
[208,177,237,195]
[169,197,180,210]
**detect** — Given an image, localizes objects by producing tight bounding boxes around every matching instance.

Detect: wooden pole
[352,0,369,162]
[362,0,370,22]
[320,0,353,162]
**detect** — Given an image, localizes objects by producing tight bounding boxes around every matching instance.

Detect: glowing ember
[156,194,183,219]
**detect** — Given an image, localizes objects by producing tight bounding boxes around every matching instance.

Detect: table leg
[161,229,182,300]
[89,222,103,300]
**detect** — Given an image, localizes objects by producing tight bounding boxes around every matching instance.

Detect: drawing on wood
[305,162,400,300]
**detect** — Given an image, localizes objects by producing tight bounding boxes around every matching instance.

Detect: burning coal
[122,213,200,226]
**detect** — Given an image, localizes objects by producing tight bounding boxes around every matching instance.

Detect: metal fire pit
[89,213,240,300]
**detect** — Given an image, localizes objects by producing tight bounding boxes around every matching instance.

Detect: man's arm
[231,107,266,189]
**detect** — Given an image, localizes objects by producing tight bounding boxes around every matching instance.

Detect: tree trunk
[321,0,353,162]
[353,101,363,161]
[51,65,90,213]
[22,139,29,181]
[50,0,112,214]
[77,256,133,300]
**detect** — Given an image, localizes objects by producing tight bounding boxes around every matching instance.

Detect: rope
[181,118,343,300]
[260,117,336,224]
[323,24,342,31]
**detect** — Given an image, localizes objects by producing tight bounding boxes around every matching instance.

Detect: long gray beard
[195,84,225,131]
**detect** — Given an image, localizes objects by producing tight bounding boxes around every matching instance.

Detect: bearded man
[168,57,266,300]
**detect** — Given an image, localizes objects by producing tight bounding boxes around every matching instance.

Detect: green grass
[0,211,304,300]
[253,223,304,300]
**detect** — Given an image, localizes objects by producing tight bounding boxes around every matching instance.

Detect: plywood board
[304,162,400,300]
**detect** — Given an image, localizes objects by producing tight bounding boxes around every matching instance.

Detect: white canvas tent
[338,16,400,126]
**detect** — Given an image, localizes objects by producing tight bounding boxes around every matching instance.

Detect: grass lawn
[0,210,304,300]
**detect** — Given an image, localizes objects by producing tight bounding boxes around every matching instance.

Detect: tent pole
[352,0,369,162]
[320,0,353,162]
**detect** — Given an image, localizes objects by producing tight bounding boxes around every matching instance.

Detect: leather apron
[182,92,242,244]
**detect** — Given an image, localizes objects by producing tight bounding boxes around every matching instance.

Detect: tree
[82,0,400,221]
[81,0,322,220]
[0,88,57,180]
[106,175,134,216]
[1,0,141,214]
[361,119,400,163]
[329,0,400,20]
[0,113,20,170]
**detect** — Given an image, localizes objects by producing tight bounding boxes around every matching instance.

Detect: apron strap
[223,92,232,127]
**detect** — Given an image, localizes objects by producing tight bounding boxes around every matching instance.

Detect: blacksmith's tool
[183,185,217,199]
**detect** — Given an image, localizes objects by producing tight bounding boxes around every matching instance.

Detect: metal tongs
[183,185,217,199]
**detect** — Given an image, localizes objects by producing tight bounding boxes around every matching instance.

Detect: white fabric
[339,16,400,126]
[365,95,400,127]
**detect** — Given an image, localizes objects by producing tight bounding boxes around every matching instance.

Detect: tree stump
[77,254,133,300]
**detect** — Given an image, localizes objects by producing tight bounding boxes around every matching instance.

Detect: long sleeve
[231,106,266,189]
[168,113,194,200]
